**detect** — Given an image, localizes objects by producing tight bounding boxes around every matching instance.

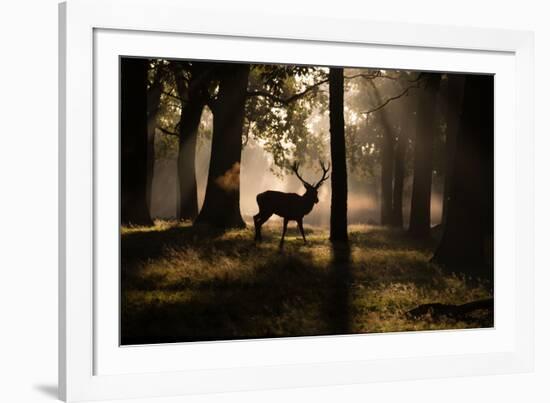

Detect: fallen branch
[406,298,494,321]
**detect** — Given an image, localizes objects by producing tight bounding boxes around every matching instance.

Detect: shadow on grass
[328,242,352,335]
[121,224,225,264]
[349,226,439,252]
[121,223,492,344]
[121,246,345,344]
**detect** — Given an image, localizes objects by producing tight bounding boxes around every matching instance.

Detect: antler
[291,162,313,188]
[314,160,331,188]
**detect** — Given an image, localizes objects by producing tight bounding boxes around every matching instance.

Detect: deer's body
[256,191,316,220]
[254,161,330,246]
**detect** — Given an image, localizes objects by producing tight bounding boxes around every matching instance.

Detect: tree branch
[162,90,181,103]
[344,72,381,81]
[157,126,179,137]
[247,78,329,105]
[242,118,252,147]
[344,71,422,83]
[361,83,420,115]
[406,298,493,321]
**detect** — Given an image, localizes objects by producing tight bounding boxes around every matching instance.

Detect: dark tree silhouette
[195,64,250,228]
[391,94,416,227]
[440,75,465,225]
[432,75,494,278]
[391,129,406,226]
[366,80,402,226]
[120,58,153,226]
[376,95,395,226]
[409,73,441,237]
[329,67,348,242]
[391,137,405,227]
[146,61,164,212]
[172,63,212,221]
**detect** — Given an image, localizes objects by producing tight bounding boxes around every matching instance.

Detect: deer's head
[291,161,331,204]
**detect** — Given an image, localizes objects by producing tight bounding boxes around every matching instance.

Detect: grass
[121,221,493,345]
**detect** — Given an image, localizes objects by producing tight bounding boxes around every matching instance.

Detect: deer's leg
[297,219,307,244]
[253,213,261,241]
[254,212,271,242]
[280,218,289,247]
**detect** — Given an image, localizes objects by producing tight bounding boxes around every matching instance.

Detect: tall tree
[381,132,396,226]
[440,75,465,225]
[432,75,494,278]
[356,72,421,227]
[391,94,416,227]
[408,73,441,237]
[195,64,250,228]
[391,133,405,227]
[369,83,395,226]
[146,61,164,212]
[329,67,348,242]
[172,62,211,221]
[120,58,153,226]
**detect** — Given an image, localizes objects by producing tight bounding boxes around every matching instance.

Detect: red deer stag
[254,161,330,246]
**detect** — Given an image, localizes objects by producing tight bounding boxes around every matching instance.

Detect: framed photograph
[59,0,534,401]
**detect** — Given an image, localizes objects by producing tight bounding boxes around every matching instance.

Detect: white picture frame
[59,0,534,401]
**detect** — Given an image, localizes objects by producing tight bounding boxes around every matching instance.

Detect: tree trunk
[195,64,249,229]
[380,124,395,226]
[369,84,395,226]
[173,65,207,221]
[441,75,465,225]
[120,58,153,226]
[329,67,348,242]
[432,75,494,278]
[408,73,441,237]
[391,128,407,227]
[391,94,416,227]
[146,64,163,213]
[177,100,203,221]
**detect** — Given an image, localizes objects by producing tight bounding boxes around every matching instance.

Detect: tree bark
[173,64,209,221]
[432,75,494,278]
[408,74,441,237]
[120,58,153,226]
[440,75,465,225]
[195,64,249,229]
[329,68,348,242]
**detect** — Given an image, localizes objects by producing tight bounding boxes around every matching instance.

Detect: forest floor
[121,221,493,345]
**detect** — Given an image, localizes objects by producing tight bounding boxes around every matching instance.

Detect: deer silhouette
[254,161,330,246]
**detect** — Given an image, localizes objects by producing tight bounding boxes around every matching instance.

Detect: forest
[120,57,494,345]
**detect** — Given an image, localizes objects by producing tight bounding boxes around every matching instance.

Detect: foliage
[149,62,439,187]
[245,65,329,175]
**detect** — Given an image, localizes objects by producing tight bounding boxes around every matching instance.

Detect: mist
[150,128,443,228]
[149,67,445,228]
